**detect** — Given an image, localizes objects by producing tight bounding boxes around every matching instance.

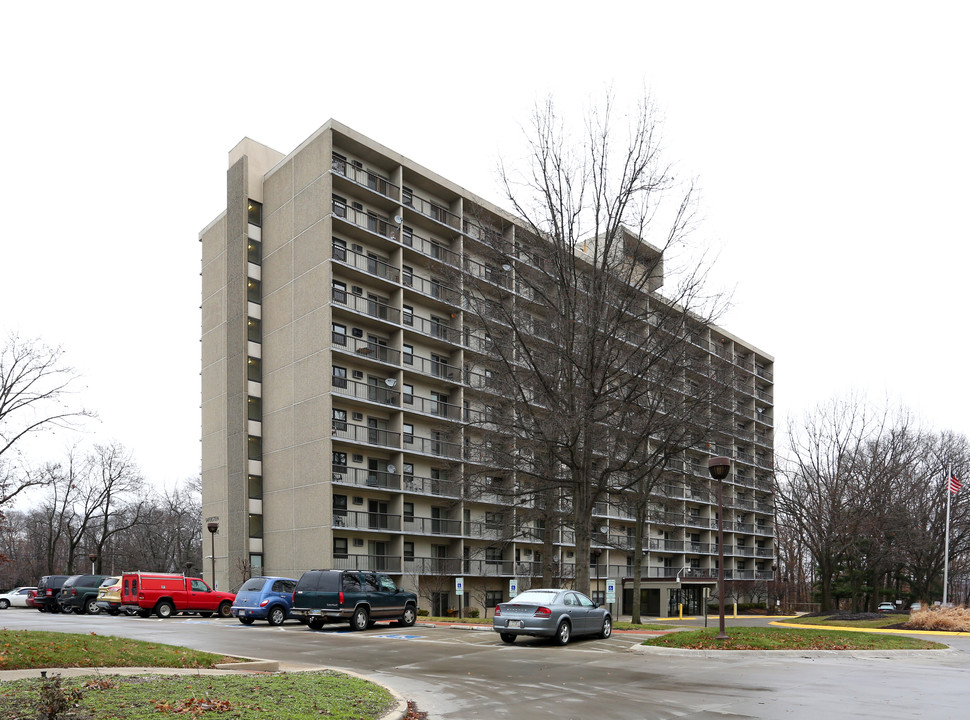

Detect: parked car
[877,602,897,613]
[34,575,69,613]
[493,588,612,646]
[292,569,418,631]
[58,574,110,615]
[94,576,125,615]
[910,602,923,612]
[231,576,300,626]
[0,587,37,609]
[25,589,39,609]
[119,572,235,618]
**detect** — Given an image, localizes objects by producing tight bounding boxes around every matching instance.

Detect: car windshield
[508,590,559,604]
[239,578,267,592]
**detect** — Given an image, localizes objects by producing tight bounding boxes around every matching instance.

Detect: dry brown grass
[906,605,970,632]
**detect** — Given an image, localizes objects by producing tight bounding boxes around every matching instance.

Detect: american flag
[949,475,962,494]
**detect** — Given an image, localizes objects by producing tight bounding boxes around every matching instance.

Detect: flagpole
[944,468,951,606]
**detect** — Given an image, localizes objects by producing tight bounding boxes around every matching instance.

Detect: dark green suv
[58,574,110,615]
[292,569,418,631]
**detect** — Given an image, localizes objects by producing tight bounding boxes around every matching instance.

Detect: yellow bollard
[678,603,683,619]
[733,602,737,618]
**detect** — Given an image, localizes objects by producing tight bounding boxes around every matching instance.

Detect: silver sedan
[492,588,612,646]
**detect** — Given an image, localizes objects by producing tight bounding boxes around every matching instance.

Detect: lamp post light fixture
[185,561,194,577]
[88,553,97,575]
[708,456,732,641]
[206,520,219,588]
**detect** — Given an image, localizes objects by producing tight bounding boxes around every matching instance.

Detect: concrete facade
[201,120,776,617]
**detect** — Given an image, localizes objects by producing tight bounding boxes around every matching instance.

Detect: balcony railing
[402,473,460,498]
[333,510,401,531]
[335,243,400,284]
[332,333,401,365]
[333,201,398,240]
[404,433,462,459]
[331,153,400,201]
[404,272,461,305]
[403,190,461,230]
[401,226,461,267]
[406,313,461,344]
[332,377,400,407]
[333,290,401,324]
[331,554,402,572]
[405,393,461,420]
[402,516,462,536]
[332,422,401,449]
[405,351,461,381]
[331,466,401,490]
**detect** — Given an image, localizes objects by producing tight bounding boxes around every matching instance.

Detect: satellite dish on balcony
[385,378,398,387]
[393,214,403,224]
[599,525,609,534]
[387,464,396,474]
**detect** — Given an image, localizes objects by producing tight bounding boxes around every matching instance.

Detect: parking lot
[3,610,970,719]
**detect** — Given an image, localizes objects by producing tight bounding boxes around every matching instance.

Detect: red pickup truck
[119,572,235,618]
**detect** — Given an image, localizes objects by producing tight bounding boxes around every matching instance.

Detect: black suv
[58,574,110,615]
[34,575,69,613]
[292,569,418,631]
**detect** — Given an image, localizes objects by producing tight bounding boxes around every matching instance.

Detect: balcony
[331,153,400,202]
[404,432,461,459]
[405,392,461,420]
[401,226,460,268]
[332,333,401,366]
[332,422,401,450]
[405,313,461,344]
[404,272,461,306]
[402,473,460,498]
[402,189,461,230]
[404,351,461,382]
[331,554,403,573]
[332,377,400,407]
[334,242,400,284]
[404,556,463,575]
[331,466,401,491]
[333,200,398,240]
[333,290,401,325]
[333,510,401,532]
[402,516,462,536]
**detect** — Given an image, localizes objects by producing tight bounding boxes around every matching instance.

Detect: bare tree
[0,333,94,512]
[458,94,727,598]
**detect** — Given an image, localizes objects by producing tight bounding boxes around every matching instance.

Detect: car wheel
[308,617,325,630]
[238,617,255,625]
[600,615,612,639]
[199,612,213,618]
[553,620,571,646]
[351,606,369,631]
[500,633,516,644]
[398,605,416,627]
[155,601,175,619]
[85,599,100,615]
[218,601,232,619]
[267,606,286,626]
[0,599,9,610]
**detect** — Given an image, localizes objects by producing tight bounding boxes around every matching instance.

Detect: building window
[403,384,413,404]
[247,239,261,264]
[485,512,504,529]
[404,541,414,561]
[247,318,261,343]
[248,475,262,499]
[247,356,261,382]
[402,225,413,246]
[247,200,262,227]
[248,396,261,421]
[249,554,263,572]
[404,502,414,521]
[333,238,347,262]
[403,463,414,486]
[332,409,348,432]
[403,423,414,444]
[332,280,347,304]
[402,187,413,207]
[485,590,503,608]
[403,344,413,364]
[332,323,347,346]
[333,538,348,558]
[333,452,348,473]
[485,547,503,565]
[333,494,348,520]
[402,265,413,286]
[403,305,413,326]
[248,513,263,539]
[248,436,262,461]
[247,278,261,304]
[333,366,347,388]
[333,194,348,218]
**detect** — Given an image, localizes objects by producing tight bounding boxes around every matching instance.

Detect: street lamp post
[88,553,97,575]
[708,456,732,641]
[206,521,219,588]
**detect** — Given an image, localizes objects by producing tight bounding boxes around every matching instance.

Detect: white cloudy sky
[2,1,967,493]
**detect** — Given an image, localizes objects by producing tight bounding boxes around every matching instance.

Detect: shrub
[906,605,970,632]
[465,609,480,618]
[417,609,430,616]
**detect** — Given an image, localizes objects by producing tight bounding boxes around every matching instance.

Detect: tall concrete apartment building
[201,120,775,617]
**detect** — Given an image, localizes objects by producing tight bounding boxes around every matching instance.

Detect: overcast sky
[3,1,967,494]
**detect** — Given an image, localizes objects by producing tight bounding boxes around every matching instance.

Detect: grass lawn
[642,626,945,650]
[0,631,395,720]
[783,613,910,629]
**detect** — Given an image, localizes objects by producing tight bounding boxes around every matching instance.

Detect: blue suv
[230,576,300,626]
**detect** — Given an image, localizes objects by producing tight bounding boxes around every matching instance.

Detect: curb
[630,643,957,658]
